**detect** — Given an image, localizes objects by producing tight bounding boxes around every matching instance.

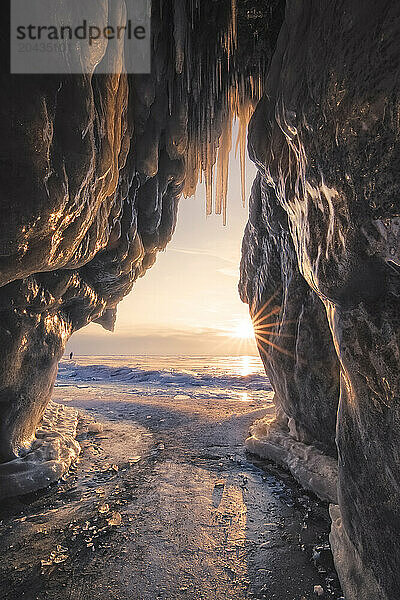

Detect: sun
[233,317,255,340]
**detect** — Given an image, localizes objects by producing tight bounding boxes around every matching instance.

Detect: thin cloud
[170,247,236,264]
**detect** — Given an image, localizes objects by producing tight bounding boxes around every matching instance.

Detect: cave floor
[0,386,343,600]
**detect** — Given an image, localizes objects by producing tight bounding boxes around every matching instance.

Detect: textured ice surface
[57,355,273,403]
[329,505,387,600]
[241,1,400,596]
[246,414,338,504]
[0,402,81,500]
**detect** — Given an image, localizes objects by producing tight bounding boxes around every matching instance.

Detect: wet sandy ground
[0,386,343,600]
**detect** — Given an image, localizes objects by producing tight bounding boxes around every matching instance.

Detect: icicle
[231,0,237,50]
[173,0,186,74]
[170,0,265,222]
[235,101,254,207]
[183,145,200,198]
[215,113,233,219]
[205,163,213,215]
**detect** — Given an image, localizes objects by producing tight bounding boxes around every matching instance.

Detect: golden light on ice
[250,289,295,358]
[233,317,255,339]
[240,356,253,378]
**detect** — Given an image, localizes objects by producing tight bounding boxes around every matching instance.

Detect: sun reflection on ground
[240,355,252,376]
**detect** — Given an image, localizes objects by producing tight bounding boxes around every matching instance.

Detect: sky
[66,129,258,356]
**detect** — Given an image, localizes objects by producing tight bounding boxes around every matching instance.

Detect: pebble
[313,585,324,596]
[107,512,122,526]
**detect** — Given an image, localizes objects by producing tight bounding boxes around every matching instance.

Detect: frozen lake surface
[0,355,343,600]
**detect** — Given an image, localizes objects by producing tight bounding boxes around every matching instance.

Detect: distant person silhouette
[69,352,73,360]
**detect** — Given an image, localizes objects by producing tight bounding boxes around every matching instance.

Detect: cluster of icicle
[191,93,260,225]
[164,0,265,223]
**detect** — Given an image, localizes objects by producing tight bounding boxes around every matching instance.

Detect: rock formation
[240,1,400,598]
[239,173,340,459]
[0,0,274,466]
[0,0,399,598]
[239,173,340,504]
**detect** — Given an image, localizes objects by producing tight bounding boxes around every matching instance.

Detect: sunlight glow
[251,290,295,359]
[233,318,255,340]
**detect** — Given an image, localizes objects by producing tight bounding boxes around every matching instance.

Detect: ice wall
[240,1,400,597]
[239,174,340,458]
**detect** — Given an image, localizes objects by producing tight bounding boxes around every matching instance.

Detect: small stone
[53,554,68,564]
[98,503,110,514]
[107,512,122,526]
[40,559,53,567]
[313,585,324,596]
